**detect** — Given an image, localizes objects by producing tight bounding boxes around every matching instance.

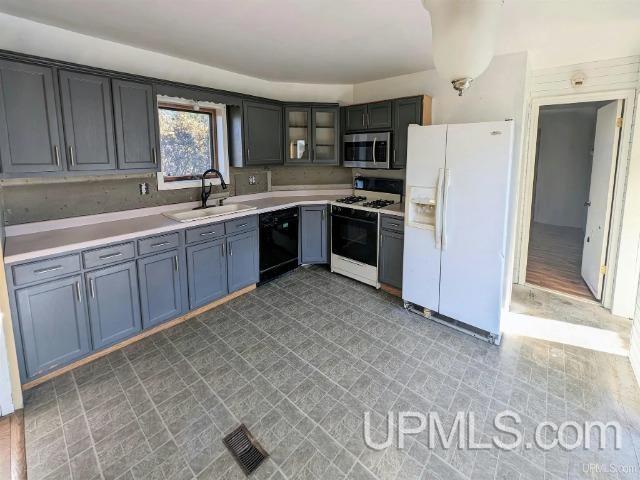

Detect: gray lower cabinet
[299,206,328,264]
[187,238,228,309]
[227,230,259,292]
[378,228,404,289]
[16,275,91,378]
[59,70,117,171]
[86,262,141,349]
[137,249,183,328]
[0,60,63,174]
[242,100,283,166]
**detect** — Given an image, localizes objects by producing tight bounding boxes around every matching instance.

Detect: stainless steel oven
[331,206,378,266]
[343,132,391,169]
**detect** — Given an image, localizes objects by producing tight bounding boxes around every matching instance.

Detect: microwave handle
[372,137,377,163]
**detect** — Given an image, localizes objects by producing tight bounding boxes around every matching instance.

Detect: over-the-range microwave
[343,131,391,169]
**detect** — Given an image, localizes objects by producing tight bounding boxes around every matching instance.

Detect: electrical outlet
[248,175,257,185]
[139,182,150,195]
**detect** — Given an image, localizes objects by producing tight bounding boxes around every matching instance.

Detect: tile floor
[23,266,640,480]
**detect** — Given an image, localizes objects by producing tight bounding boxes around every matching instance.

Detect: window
[156,97,229,190]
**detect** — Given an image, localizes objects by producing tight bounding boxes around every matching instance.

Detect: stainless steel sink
[163,203,257,222]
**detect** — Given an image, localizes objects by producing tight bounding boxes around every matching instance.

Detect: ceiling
[0,0,639,84]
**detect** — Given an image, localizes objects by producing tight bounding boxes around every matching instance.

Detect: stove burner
[336,195,367,204]
[362,199,395,209]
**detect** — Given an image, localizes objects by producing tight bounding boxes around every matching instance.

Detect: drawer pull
[89,278,95,298]
[75,282,82,303]
[151,241,171,248]
[199,231,218,237]
[389,223,400,228]
[34,265,62,275]
[174,255,179,272]
[235,223,248,228]
[98,252,123,260]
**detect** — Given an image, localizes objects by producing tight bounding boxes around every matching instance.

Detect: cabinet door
[112,80,158,170]
[137,250,183,328]
[300,206,328,264]
[243,101,283,166]
[284,106,311,165]
[0,60,63,173]
[393,97,423,168]
[367,101,393,129]
[227,230,259,292]
[379,230,404,289]
[86,262,141,349]
[16,275,90,378]
[59,70,116,171]
[187,239,228,309]
[312,107,339,165]
[345,104,367,131]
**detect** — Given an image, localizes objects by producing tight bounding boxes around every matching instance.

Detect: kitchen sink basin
[163,203,257,222]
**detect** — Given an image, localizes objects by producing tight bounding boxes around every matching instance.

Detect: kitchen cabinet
[285,105,339,165]
[344,101,392,132]
[137,249,183,328]
[345,104,368,131]
[0,60,63,174]
[59,70,117,171]
[227,230,259,292]
[393,96,430,168]
[300,205,328,264]
[85,262,141,349]
[379,215,404,289]
[15,275,91,378]
[242,100,283,166]
[186,238,228,309]
[112,80,158,170]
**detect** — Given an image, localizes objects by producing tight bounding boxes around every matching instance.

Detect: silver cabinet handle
[34,265,62,275]
[322,209,325,220]
[68,145,75,166]
[229,243,233,256]
[367,113,370,127]
[221,243,225,256]
[247,148,250,161]
[236,223,248,228]
[54,145,60,166]
[75,282,82,303]
[151,241,170,248]
[99,252,123,260]
[89,278,95,298]
[152,147,157,164]
[362,112,365,127]
[199,231,218,237]
[389,223,400,228]
[174,255,179,272]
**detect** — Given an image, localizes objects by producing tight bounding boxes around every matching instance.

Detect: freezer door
[405,124,447,187]
[438,121,514,335]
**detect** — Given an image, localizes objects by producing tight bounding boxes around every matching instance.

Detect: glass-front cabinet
[285,104,339,165]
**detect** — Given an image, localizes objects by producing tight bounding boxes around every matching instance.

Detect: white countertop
[3,190,404,264]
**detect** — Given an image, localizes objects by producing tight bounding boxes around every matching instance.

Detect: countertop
[4,191,404,264]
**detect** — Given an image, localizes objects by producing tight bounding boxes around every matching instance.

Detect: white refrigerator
[402,121,515,342]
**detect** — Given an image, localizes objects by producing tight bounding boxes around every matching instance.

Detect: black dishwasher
[259,207,299,283]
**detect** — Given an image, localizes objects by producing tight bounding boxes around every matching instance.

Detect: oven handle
[331,213,377,225]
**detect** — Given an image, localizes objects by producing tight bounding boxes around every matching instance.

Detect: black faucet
[196,168,227,209]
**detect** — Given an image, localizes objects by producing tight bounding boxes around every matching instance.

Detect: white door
[581,100,623,300]
[402,125,447,311]
[438,121,514,335]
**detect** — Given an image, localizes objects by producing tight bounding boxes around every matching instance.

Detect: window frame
[156,96,230,191]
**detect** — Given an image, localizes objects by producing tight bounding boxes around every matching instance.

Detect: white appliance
[402,121,515,344]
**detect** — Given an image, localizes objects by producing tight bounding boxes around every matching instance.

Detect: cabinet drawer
[83,242,135,269]
[185,222,225,244]
[138,232,181,256]
[225,215,257,235]
[12,254,81,286]
[380,215,404,233]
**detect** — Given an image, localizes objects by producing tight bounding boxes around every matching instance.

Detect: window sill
[156,173,222,191]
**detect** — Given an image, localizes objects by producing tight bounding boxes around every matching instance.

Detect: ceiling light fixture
[422,0,504,96]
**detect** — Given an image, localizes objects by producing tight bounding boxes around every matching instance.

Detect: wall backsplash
[1,165,353,225]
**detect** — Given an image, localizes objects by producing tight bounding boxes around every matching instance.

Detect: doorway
[525,100,623,302]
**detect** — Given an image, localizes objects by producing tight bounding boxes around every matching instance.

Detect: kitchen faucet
[196,168,227,209]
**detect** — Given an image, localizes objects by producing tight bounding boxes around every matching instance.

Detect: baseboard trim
[22,284,255,391]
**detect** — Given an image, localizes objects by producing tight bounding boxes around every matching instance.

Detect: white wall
[0,13,353,104]
[631,277,640,385]
[533,107,596,228]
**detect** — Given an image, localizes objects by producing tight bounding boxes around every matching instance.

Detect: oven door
[331,206,378,266]
[343,132,391,168]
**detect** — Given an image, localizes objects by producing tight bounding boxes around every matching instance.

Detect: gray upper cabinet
[300,205,328,264]
[0,60,63,174]
[345,104,367,131]
[367,101,393,129]
[393,96,424,168]
[242,100,283,166]
[86,262,141,349]
[227,230,259,292]
[284,106,311,165]
[112,80,158,170]
[59,70,117,171]
[187,238,228,309]
[285,105,339,166]
[16,275,90,378]
[312,107,339,165]
[137,249,183,328]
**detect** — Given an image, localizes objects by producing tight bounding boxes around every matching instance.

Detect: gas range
[334,196,398,209]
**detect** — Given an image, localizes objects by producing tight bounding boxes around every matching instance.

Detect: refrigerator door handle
[441,168,451,250]
[435,168,444,249]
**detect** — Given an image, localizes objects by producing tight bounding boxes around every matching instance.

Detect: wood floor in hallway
[526,222,596,300]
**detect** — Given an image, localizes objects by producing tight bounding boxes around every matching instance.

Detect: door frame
[515,89,636,310]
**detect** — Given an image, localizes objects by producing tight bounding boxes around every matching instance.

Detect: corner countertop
[4,190,405,264]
